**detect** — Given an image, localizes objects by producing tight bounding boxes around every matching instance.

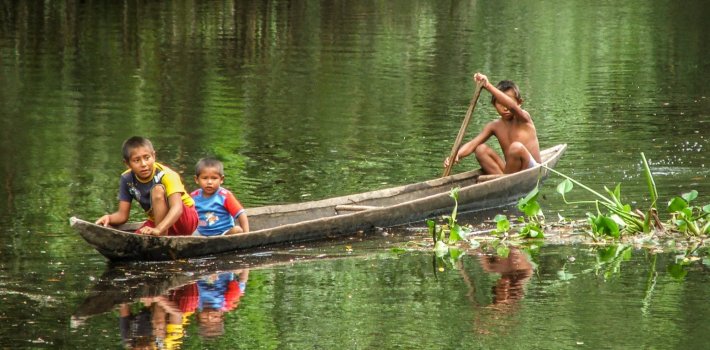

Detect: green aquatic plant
[491,186,544,239]
[516,187,545,239]
[428,188,470,246]
[428,188,472,271]
[545,152,665,237]
[667,190,710,235]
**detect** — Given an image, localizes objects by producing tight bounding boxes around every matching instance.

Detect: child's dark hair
[195,158,225,177]
[121,136,154,161]
[491,80,522,105]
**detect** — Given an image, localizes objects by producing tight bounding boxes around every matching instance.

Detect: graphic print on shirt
[204,212,219,227]
[126,182,142,202]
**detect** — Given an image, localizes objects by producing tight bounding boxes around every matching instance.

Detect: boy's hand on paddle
[474,73,489,87]
[443,155,459,168]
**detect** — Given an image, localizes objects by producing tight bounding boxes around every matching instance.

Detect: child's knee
[151,185,166,200]
[474,144,491,157]
[508,142,527,156]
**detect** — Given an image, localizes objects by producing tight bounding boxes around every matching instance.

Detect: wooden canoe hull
[70,144,567,261]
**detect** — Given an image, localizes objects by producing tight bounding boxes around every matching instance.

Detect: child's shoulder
[217,187,234,197]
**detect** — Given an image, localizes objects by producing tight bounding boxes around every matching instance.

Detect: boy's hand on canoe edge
[138,227,163,236]
[95,215,111,227]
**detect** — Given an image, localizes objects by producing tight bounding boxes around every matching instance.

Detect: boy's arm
[237,212,249,233]
[96,200,131,226]
[444,124,494,166]
[475,73,532,123]
[143,193,184,236]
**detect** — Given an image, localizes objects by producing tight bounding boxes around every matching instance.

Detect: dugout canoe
[70,144,567,261]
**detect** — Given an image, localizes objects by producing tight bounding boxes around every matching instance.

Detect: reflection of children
[478,248,533,307]
[196,270,249,338]
[96,136,198,236]
[119,302,153,349]
[191,158,249,236]
[147,296,184,350]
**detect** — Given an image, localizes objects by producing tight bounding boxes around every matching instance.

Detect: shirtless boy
[444,73,540,174]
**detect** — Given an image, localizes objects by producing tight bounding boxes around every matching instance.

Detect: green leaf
[495,216,510,233]
[449,188,460,223]
[667,263,688,280]
[518,190,542,217]
[641,152,658,206]
[449,187,460,201]
[593,215,620,238]
[496,245,510,258]
[667,197,688,213]
[557,270,575,281]
[467,239,480,249]
[681,208,693,218]
[449,247,464,261]
[449,224,463,243]
[682,190,698,203]
[390,247,408,254]
[557,179,573,195]
[519,187,540,206]
[703,204,710,214]
[434,240,449,257]
[520,223,544,239]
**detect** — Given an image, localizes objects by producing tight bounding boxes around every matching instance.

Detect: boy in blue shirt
[191,158,249,236]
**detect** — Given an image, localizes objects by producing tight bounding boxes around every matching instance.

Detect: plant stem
[543,166,616,206]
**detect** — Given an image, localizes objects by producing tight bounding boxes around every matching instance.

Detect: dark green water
[1,0,709,348]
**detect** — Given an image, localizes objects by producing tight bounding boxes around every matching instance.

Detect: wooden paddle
[442,80,484,177]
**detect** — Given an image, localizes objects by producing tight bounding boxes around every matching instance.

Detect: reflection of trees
[1,0,709,258]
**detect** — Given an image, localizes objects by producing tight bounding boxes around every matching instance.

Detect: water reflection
[72,269,249,349]
[117,270,248,349]
[195,270,249,339]
[478,248,533,310]
[455,247,535,337]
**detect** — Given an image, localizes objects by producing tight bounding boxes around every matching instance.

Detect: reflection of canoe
[70,144,567,261]
[72,251,356,319]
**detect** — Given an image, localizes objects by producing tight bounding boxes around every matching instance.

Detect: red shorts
[136,203,198,236]
[170,283,199,312]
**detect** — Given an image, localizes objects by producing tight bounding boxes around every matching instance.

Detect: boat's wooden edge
[248,144,566,215]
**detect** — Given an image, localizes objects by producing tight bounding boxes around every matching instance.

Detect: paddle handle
[442,81,484,177]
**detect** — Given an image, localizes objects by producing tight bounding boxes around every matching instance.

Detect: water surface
[0,0,709,348]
